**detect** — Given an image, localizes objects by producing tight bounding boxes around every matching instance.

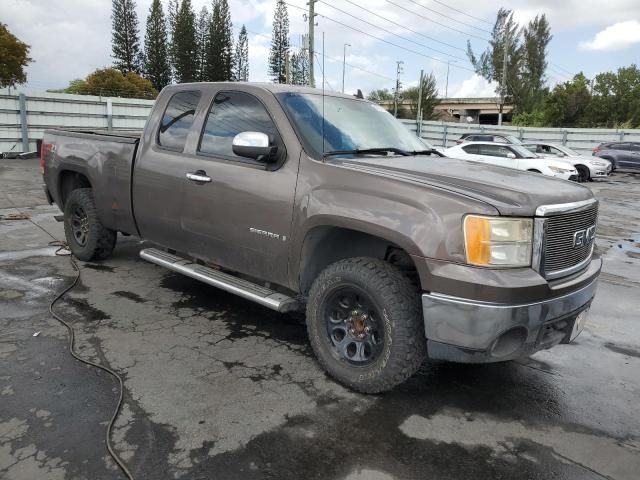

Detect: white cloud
[579,20,640,51]
[451,74,497,98]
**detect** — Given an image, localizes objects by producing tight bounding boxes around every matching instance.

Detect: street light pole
[445,60,456,98]
[342,43,350,93]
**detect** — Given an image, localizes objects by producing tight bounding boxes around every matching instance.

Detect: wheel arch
[297,224,421,294]
[58,170,92,209]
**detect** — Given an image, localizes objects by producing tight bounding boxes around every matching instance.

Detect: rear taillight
[592,146,600,156]
[456,139,464,144]
[40,143,54,174]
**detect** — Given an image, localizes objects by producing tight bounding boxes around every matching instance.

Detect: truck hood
[334,155,594,217]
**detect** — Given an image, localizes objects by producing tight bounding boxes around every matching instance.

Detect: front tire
[576,165,590,182]
[306,258,426,394]
[63,188,116,261]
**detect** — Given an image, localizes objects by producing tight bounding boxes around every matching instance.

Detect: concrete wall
[0,89,154,153]
[402,120,640,155]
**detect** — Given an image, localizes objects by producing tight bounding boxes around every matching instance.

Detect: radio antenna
[322,30,326,158]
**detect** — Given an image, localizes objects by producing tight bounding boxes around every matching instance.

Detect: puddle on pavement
[0,247,58,261]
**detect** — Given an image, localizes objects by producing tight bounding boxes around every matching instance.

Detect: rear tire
[306,257,426,394]
[63,188,116,261]
[576,165,590,182]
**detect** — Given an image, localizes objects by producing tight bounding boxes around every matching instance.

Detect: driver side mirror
[232,131,278,162]
[507,152,516,159]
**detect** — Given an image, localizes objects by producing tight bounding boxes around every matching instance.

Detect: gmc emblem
[573,225,596,248]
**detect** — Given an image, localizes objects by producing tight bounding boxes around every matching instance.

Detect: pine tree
[195,6,210,81]
[172,0,198,83]
[144,0,171,90]
[206,0,234,81]
[269,0,289,83]
[234,25,249,81]
[111,0,142,73]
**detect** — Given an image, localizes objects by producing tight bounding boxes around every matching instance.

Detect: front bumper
[590,163,612,178]
[421,261,601,363]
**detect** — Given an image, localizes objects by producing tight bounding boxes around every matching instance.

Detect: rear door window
[478,144,512,157]
[462,144,479,154]
[158,91,201,151]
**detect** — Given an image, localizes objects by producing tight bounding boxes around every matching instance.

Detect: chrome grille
[543,203,598,277]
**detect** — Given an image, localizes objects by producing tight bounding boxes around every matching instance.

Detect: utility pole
[416,69,424,137]
[393,60,404,118]
[285,52,290,84]
[307,0,317,87]
[498,30,509,126]
[342,43,350,93]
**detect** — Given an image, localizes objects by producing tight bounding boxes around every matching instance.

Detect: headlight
[548,166,573,174]
[463,216,533,267]
[590,160,607,167]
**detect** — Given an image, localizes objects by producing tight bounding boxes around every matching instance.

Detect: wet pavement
[1,158,639,480]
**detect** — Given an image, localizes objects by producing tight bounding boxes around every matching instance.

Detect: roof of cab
[162,81,363,100]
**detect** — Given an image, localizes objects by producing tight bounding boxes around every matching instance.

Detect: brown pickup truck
[42,82,601,393]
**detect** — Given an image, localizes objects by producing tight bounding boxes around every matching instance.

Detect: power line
[243,28,395,81]
[329,0,467,54]
[317,0,470,63]
[333,0,468,56]
[314,53,336,91]
[284,1,477,73]
[549,61,575,77]
[382,0,490,42]
[426,0,495,26]
[404,0,493,34]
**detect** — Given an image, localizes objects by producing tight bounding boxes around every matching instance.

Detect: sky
[2,0,640,98]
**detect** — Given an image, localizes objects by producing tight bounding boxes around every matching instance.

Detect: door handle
[186,171,212,183]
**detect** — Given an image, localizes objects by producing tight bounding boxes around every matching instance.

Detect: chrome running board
[140,248,299,313]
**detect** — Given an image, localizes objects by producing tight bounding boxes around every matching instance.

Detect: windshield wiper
[323,147,411,157]
[409,148,444,157]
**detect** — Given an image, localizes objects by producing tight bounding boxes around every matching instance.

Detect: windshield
[504,135,523,144]
[278,93,428,156]
[511,145,539,158]
[558,145,580,156]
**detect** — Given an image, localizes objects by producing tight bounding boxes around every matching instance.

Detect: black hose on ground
[48,240,134,480]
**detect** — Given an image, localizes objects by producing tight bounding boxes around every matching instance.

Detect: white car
[444,142,578,181]
[522,142,612,182]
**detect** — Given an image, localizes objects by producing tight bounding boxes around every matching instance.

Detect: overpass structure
[378,97,514,124]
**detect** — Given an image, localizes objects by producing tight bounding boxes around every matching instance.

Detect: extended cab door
[133,89,204,250]
[177,88,300,287]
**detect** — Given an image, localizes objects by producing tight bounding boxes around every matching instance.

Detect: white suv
[444,142,578,180]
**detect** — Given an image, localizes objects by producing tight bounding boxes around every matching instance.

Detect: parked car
[456,132,523,145]
[522,142,612,182]
[42,83,601,393]
[593,142,640,171]
[445,142,578,180]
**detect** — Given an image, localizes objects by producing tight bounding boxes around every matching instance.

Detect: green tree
[172,0,198,83]
[543,73,592,127]
[0,23,32,88]
[518,14,552,112]
[206,0,234,81]
[111,0,142,73]
[58,68,157,98]
[401,73,439,120]
[195,6,210,81]
[367,88,394,102]
[269,0,289,83]
[590,65,640,127]
[234,25,249,81]
[144,0,171,91]
[289,47,309,86]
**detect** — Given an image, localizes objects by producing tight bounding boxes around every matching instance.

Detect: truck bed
[43,128,141,236]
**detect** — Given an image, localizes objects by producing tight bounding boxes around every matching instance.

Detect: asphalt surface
[1,158,639,480]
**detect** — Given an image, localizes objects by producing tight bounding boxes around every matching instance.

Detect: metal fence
[0,89,154,153]
[3,89,640,156]
[401,119,640,155]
